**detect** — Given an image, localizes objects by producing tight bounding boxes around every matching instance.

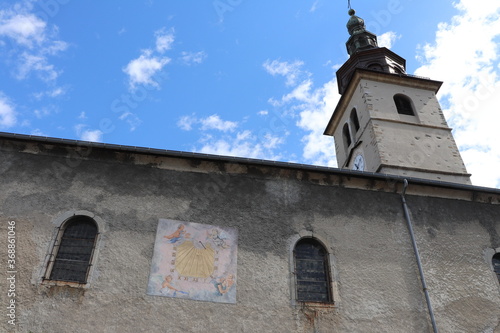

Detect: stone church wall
[0,137,499,333]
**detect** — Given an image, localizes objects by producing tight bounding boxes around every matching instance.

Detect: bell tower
[324,9,471,185]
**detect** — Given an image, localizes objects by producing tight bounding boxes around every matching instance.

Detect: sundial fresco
[147,219,238,303]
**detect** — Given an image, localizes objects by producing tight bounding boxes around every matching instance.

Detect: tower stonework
[324,10,471,185]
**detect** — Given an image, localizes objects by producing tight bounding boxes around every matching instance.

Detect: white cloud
[296,79,340,166]
[263,57,341,166]
[118,111,142,131]
[177,114,238,132]
[197,130,285,161]
[123,27,175,91]
[199,138,251,157]
[118,27,175,130]
[263,59,307,87]
[33,86,66,99]
[258,110,268,116]
[272,78,339,166]
[16,52,59,81]
[310,1,320,13]
[0,93,17,128]
[0,12,46,47]
[180,51,207,65]
[377,31,399,49]
[200,114,237,132]
[75,124,103,142]
[178,112,285,160]
[414,0,500,188]
[43,39,67,55]
[123,51,171,90]
[34,107,52,119]
[80,129,103,142]
[48,87,65,97]
[0,3,68,82]
[284,80,315,104]
[262,133,285,149]
[177,115,197,131]
[31,129,46,136]
[155,27,175,53]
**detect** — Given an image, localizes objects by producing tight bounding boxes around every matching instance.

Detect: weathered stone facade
[0,133,499,333]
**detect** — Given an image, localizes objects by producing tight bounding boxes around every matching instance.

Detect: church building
[1,9,499,333]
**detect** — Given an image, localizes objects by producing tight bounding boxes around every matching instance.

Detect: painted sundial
[147,219,238,304]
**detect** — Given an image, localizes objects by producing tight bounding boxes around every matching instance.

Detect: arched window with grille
[493,253,500,283]
[45,216,98,284]
[394,94,415,116]
[294,238,332,303]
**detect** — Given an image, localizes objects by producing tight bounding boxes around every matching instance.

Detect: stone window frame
[485,247,500,286]
[38,210,106,288]
[288,230,340,308]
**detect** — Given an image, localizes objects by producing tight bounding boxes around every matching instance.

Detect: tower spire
[324,8,471,185]
[346,9,378,55]
[334,8,407,95]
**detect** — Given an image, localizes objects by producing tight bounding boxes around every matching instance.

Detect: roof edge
[1,131,499,196]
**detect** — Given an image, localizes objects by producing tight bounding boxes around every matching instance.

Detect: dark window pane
[296,260,327,276]
[49,217,97,283]
[493,254,500,282]
[294,238,331,302]
[343,123,352,147]
[394,94,415,116]
[50,260,90,283]
[350,108,360,132]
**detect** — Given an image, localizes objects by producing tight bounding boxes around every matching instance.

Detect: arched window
[393,66,404,74]
[343,123,352,148]
[350,108,360,132]
[294,238,332,303]
[394,94,415,116]
[493,253,500,283]
[45,216,98,284]
[367,63,383,72]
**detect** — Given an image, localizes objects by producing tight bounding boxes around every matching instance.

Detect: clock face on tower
[352,154,365,171]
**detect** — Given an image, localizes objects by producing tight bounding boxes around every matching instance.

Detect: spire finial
[348,0,351,9]
[345,9,379,55]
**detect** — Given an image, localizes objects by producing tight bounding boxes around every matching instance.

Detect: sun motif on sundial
[174,240,215,278]
[166,226,229,281]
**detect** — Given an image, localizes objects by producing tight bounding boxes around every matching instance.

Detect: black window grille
[350,108,360,132]
[294,238,332,303]
[394,94,415,116]
[493,253,500,283]
[48,216,98,283]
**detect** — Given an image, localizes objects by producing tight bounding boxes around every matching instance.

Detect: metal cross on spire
[348,0,351,9]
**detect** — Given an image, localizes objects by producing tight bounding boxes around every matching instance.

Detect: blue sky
[1,0,499,188]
